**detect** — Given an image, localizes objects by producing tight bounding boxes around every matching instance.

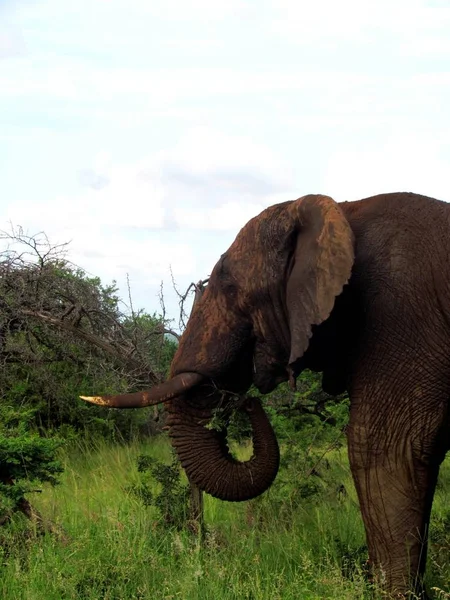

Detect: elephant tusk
[79,372,205,408]
[80,395,112,406]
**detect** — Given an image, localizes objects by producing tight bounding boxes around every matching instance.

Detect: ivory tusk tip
[79,395,108,406]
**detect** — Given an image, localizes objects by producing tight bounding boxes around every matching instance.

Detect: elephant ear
[286,194,354,369]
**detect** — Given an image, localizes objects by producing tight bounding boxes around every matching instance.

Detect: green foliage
[121,312,178,380]
[261,370,349,444]
[209,370,349,451]
[128,450,190,530]
[242,426,350,535]
[0,404,63,520]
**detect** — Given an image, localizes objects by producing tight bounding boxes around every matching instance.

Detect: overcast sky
[1,0,449,325]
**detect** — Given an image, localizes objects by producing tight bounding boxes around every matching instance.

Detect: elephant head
[81,194,354,502]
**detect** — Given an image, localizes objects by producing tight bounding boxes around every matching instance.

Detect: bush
[0,228,177,441]
[128,451,190,531]
[0,404,64,524]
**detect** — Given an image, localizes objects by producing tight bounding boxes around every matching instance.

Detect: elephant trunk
[166,395,280,501]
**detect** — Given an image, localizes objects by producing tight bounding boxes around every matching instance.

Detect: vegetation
[1,229,449,598]
[0,436,448,599]
[0,404,63,527]
[0,228,175,539]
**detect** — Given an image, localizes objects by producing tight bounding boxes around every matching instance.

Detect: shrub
[128,451,190,530]
[0,404,64,524]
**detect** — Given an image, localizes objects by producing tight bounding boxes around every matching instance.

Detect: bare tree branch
[0,227,178,392]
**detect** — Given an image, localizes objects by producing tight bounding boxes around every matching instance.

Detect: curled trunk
[166,396,280,502]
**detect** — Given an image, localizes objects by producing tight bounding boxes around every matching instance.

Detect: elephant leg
[347,386,447,596]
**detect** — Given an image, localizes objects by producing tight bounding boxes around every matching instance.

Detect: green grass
[1,437,450,599]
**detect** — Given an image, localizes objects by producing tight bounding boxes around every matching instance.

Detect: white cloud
[0,63,325,102]
[2,127,295,318]
[18,0,246,23]
[175,201,272,231]
[0,29,25,58]
[325,132,450,202]
[2,0,450,321]
[270,0,450,52]
[7,126,291,236]
[0,0,26,59]
[9,169,165,231]
[155,127,292,190]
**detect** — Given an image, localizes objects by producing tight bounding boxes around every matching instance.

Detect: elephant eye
[216,254,239,300]
[223,281,237,300]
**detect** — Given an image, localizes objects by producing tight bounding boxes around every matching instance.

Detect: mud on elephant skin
[82,191,450,597]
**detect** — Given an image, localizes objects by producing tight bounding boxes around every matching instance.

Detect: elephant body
[337,194,450,593]
[83,191,450,596]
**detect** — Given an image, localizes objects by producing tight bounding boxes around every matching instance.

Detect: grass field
[1,436,450,599]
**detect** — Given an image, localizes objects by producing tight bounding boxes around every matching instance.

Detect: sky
[1,0,449,326]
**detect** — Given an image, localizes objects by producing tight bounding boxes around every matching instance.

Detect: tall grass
[1,437,449,599]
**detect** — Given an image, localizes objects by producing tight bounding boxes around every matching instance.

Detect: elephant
[81,191,450,597]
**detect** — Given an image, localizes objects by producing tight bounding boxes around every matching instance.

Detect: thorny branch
[0,226,176,390]
[171,273,210,331]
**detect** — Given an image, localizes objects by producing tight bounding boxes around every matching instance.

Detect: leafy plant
[128,451,190,530]
[0,404,64,525]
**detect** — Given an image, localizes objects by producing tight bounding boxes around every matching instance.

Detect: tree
[0,225,176,435]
